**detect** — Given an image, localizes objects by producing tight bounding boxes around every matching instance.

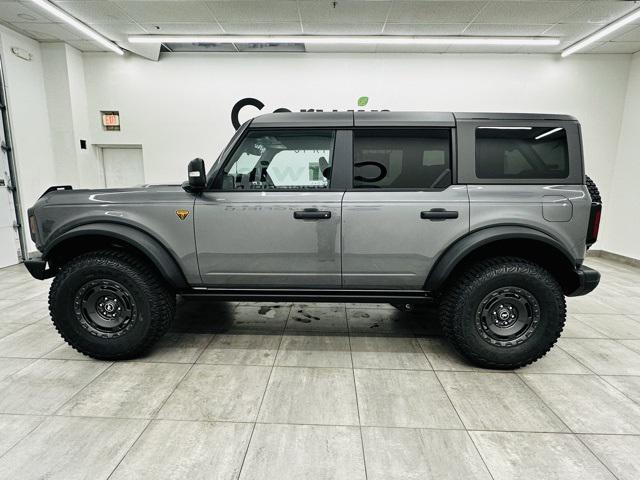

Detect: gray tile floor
[0,257,640,479]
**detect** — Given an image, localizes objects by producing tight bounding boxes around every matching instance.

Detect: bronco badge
[176,209,190,220]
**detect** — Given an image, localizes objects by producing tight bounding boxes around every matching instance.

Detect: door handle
[294,208,331,220]
[420,208,459,221]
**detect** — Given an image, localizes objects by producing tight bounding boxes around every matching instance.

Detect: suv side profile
[25,111,602,369]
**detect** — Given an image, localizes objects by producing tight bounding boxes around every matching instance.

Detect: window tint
[353,129,452,189]
[476,127,569,179]
[221,130,334,190]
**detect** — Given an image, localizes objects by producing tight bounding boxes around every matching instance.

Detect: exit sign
[101,111,120,131]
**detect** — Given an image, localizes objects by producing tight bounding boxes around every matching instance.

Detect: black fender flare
[44,223,188,290]
[424,225,577,292]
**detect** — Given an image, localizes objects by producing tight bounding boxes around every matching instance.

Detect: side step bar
[181,288,434,304]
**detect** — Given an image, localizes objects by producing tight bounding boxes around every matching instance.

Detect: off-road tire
[439,256,566,369]
[49,249,175,360]
[585,175,601,204]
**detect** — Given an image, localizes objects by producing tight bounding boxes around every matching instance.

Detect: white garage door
[101,147,145,188]
[0,105,20,268]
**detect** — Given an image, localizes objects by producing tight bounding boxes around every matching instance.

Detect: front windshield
[206,121,250,183]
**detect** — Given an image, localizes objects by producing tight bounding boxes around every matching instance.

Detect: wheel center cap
[104,302,116,313]
[498,308,510,321]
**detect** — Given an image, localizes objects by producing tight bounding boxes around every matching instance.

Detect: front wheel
[49,250,175,360]
[439,257,565,369]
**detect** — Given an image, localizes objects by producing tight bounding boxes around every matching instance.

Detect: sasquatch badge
[176,209,190,220]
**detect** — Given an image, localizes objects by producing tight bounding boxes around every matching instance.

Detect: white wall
[602,52,640,259]
[0,25,55,251]
[83,52,631,208]
[42,43,100,189]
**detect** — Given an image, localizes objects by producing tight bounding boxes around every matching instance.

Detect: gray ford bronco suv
[25,111,602,369]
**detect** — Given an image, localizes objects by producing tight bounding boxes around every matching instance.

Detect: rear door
[342,127,470,289]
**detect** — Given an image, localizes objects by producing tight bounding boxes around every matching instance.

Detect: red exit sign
[101,111,120,131]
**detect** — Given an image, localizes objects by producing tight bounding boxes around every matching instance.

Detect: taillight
[586,203,601,247]
[29,214,37,242]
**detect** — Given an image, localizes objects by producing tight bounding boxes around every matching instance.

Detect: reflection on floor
[0,256,639,479]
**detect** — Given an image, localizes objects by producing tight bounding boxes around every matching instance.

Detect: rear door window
[353,129,452,189]
[475,127,569,179]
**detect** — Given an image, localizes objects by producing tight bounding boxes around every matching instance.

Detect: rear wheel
[439,256,565,369]
[49,250,175,360]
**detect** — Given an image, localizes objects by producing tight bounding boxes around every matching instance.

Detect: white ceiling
[1,0,639,54]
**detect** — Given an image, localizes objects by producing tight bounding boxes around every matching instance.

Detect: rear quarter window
[476,127,569,179]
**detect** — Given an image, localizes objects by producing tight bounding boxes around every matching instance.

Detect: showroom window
[221,130,335,190]
[352,129,452,189]
[475,126,569,179]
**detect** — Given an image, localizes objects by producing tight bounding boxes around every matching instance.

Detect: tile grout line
[431,370,496,480]
[104,331,217,480]
[234,328,285,480]
[348,330,369,480]
[515,372,622,480]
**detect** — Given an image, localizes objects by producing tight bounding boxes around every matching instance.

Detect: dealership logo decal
[231,97,385,129]
[176,209,190,220]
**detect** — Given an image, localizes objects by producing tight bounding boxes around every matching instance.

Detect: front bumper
[24,253,54,280]
[567,265,600,297]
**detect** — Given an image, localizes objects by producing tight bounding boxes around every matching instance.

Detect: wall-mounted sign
[101,111,120,131]
[230,97,385,130]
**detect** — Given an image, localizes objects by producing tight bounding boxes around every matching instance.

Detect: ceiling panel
[591,41,640,53]
[561,1,639,24]
[113,1,215,23]
[302,23,384,35]
[13,21,81,41]
[299,0,391,24]
[220,22,302,34]
[464,23,554,36]
[541,22,602,46]
[383,23,468,35]
[387,1,483,24]
[92,22,147,41]
[612,25,640,42]
[139,22,224,35]
[475,1,583,25]
[66,39,108,52]
[208,1,300,23]
[0,1,51,23]
[54,1,131,24]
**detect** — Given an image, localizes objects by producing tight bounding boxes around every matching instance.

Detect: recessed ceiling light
[562,7,640,57]
[28,0,123,55]
[128,35,560,47]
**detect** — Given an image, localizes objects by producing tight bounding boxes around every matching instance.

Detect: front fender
[44,223,188,290]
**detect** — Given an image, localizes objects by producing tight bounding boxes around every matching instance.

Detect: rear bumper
[567,265,600,297]
[24,253,54,280]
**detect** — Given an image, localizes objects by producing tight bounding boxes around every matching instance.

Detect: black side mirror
[183,158,206,192]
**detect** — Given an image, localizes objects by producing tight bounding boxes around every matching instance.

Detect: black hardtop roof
[249,111,578,128]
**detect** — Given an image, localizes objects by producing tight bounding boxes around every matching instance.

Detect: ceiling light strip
[562,7,640,57]
[30,0,124,55]
[127,35,560,47]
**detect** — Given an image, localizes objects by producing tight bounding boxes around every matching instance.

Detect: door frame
[96,144,144,188]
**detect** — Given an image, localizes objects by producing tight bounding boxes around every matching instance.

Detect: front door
[195,128,342,288]
[342,128,470,289]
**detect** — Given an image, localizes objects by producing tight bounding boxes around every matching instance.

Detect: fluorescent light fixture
[478,126,533,130]
[535,127,563,140]
[29,0,123,55]
[128,35,560,47]
[562,7,640,57]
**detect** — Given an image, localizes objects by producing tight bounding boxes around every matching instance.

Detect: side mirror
[183,158,206,192]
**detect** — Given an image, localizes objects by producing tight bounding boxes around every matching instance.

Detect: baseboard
[587,249,640,268]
